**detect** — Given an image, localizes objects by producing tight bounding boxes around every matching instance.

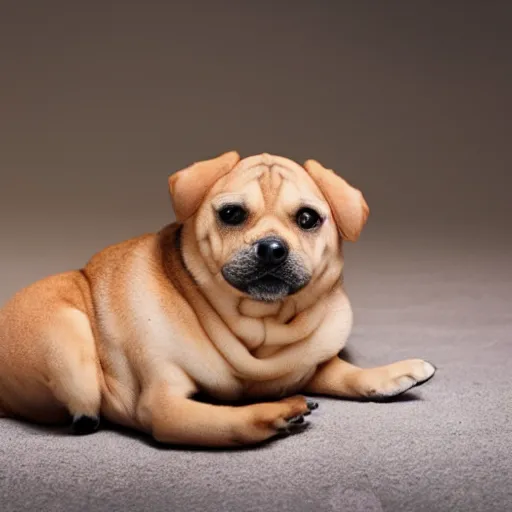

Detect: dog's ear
[303,159,369,242]
[168,151,241,223]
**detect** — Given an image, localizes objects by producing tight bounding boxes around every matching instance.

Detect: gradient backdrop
[1,2,511,511]
[1,0,511,298]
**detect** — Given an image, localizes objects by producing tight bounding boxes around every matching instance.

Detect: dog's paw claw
[277,414,308,435]
[288,414,305,425]
[71,415,100,435]
[306,400,319,411]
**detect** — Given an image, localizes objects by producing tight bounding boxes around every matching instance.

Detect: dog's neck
[164,222,342,349]
[157,222,344,381]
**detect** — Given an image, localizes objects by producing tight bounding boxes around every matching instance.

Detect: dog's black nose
[254,237,289,266]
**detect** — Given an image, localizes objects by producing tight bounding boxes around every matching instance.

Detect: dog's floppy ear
[168,151,241,223]
[303,159,369,242]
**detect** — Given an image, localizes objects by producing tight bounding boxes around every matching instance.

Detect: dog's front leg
[304,356,436,400]
[301,290,436,400]
[136,382,315,447]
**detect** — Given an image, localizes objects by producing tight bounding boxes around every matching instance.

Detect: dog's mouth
[221,252,311,302]
[254,275,285,286]
[245,274,290,302]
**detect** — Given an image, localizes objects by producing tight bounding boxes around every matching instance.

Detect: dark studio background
[1,2,511,512]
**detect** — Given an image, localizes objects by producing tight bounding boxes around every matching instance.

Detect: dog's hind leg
[44,308,102,434]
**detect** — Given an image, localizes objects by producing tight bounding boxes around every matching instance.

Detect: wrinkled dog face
[194,155,341,302]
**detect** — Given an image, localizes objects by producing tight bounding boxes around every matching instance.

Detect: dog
[0,152,436,447]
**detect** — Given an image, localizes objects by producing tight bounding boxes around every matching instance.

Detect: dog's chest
[128,288,246,399]
[123,299,318,401]
[130,307,316,400]
[97,245,347,403]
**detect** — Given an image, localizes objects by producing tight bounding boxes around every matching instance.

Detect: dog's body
[0,152,435,446]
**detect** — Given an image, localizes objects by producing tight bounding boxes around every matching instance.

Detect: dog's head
[169,152,369,303]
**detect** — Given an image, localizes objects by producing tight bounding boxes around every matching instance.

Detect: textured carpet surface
[1,242,511,512]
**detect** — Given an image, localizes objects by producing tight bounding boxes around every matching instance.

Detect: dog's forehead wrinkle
[258,169,286,208]
[225,158,309,211]
[271,165,301,182]
[258,169,273,200]
[235,153,303,172]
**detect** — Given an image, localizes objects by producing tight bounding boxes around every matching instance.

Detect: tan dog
[0,152,435,447]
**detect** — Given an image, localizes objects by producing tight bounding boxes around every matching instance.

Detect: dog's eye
[217,205,248,226]
[296,208,322,231]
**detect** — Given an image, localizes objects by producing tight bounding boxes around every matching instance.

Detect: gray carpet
[1,237,511,512]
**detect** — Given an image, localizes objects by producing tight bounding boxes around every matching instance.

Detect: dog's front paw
[234,395,316,444]
[360,359,436,400]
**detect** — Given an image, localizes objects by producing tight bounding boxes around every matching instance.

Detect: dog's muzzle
[221,237,311,302]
